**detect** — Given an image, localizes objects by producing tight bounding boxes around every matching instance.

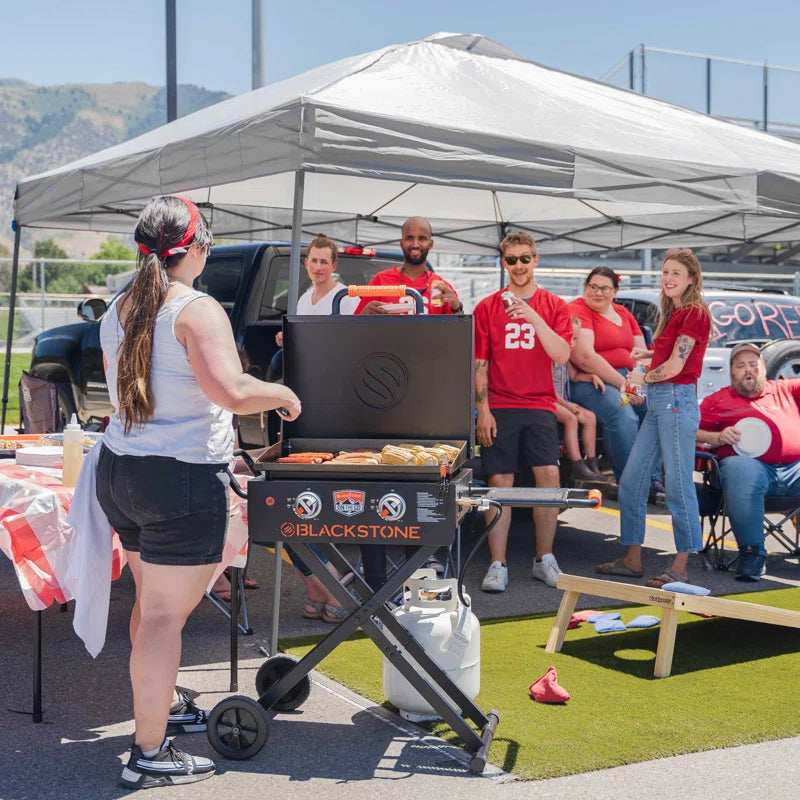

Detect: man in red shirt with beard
[474,232,572,592]
[698,343,800,580]
[356,217,463,315]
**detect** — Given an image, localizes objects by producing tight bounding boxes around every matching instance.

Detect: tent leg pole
[2,225,22,431]
[287,170,305,314]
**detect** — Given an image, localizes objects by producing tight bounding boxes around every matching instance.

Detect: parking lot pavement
[1,502,798,799]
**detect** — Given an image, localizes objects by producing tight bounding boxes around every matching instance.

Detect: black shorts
[96,445,229,566]
[481,408,560,476]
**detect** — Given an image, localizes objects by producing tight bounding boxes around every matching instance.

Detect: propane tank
[382,570,480,722]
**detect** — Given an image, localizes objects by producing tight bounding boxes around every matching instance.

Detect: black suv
[28,242,404,446]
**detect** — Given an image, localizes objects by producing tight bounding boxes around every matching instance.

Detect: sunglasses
[503,254,533,266]
[586,283,615,294]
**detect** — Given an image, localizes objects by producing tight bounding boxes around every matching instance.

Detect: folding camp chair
[696,451,800,571]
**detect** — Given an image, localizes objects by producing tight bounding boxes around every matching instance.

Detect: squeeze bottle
[62,414,84,487]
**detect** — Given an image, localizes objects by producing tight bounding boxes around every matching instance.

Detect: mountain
[0,79,230,254]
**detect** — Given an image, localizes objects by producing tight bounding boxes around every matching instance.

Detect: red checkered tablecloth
[0,461,248,612]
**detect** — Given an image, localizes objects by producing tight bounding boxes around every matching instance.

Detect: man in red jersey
[474,232,572,592]
[698,343,800,580]
[356,217,463,315]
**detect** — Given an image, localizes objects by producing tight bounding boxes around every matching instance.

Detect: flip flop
[595,558,644,578]
[302,601,325,620]
[321,603,348,624]
[645,570,687,589]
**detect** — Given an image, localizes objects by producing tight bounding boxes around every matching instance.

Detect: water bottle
[62,413,85,488]
[634,364,647,400]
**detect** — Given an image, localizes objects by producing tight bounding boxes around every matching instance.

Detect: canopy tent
[15,32,800,253]
[8,31,800,426]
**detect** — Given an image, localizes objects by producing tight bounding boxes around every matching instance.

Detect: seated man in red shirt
[356,217,463,315]
[697,342,800,581]
[474,232,572,592]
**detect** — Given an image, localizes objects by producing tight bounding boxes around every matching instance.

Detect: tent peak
[421,32,523,61]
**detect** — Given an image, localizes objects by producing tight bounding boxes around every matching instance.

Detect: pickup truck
[27,242,404,447]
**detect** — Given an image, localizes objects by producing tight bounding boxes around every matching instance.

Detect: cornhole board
[546,573,800,678]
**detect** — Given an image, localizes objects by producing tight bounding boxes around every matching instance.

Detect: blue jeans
[569,370,660,482]
[718,456,800,552]
[619,383,701,553]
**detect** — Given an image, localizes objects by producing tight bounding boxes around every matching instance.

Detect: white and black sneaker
[120,739,215,789]
[167,687,208,734]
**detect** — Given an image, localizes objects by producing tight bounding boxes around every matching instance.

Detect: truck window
[195,255,245,317]
[258,255,402,319]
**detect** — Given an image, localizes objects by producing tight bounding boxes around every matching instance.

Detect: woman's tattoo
[646,365,667,382]
[676,335,694,361]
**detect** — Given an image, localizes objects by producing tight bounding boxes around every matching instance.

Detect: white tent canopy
[15,32,800,256]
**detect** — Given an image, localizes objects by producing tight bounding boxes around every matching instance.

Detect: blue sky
[2,1,800,120]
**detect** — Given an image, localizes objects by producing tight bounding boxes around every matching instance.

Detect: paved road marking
[597,505,674,532]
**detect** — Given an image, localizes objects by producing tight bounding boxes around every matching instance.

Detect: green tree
[91,239,136,261]
[33,239,68,259]
[30,238,137,294]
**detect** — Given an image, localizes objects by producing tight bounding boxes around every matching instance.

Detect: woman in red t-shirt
[597,249,711,587]
[568,267,653,482]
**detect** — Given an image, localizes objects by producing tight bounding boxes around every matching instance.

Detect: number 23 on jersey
[504,322,536,350]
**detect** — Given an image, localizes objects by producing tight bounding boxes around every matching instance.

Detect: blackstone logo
[333,489,366,517]
[293,491,322,520]
[352,352,409,410]
[377,492,406,522]
[277,521,421,541]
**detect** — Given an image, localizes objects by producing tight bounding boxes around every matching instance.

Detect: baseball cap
[729,343,762,362]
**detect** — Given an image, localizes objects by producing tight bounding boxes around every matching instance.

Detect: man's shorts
[481,408,560,476]
[96,445,229,566]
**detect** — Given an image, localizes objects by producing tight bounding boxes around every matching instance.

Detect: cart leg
[546,590,580,653]
[33,610,42,723]
[269,543,283,658]
[229,566,240,692]
[654,608,678,678]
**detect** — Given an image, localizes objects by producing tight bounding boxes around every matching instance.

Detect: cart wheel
[255,654,311,712]
[206,695,269,760]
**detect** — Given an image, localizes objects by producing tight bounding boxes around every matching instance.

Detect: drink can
[502,291,517,311]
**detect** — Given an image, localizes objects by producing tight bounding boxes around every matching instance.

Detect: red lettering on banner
[777,304,800,339]
[709,301,733,328]
[753,302,788,338]
[733,303,756,328]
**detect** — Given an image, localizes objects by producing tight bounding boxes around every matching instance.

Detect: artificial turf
[287,586,800,780]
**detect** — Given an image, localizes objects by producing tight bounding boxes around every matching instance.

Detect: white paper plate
[733,417,772,458]
[379,302,414,314]
[16,446,64,467]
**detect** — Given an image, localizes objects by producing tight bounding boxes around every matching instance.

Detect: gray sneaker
[481,561,508,593]
[532,554,562,587]
[120,740,215,790]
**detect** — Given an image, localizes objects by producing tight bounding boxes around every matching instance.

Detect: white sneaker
[532,554,561,587]
[481,561,508,593]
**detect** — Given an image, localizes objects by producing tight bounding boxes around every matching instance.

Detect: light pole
[252,0,266,89]
[166,0,177,121]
